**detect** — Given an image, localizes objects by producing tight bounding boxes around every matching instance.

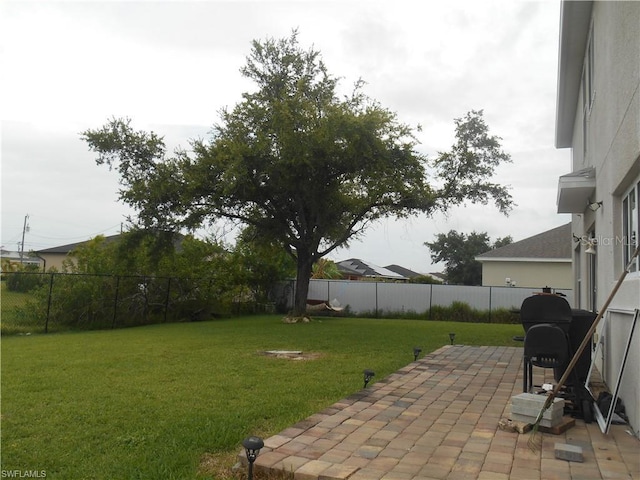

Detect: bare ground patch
[259,350,322,360]
[198,451,294,479]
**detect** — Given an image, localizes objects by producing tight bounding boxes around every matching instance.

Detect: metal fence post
[488,286,493,322]
[375,282,379,318]
[112,276,120,329]
[429,284,433,320]
[164,277,172,322]
[142,276,148,321]
[45,273,55,333]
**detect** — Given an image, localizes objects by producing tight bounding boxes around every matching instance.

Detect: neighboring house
[384,264,422,279]
[427,272,448,283]
[385,264,445,283]
[555,1,640,435]
[36,234,122,271]
[0,249,42,270]
[476,223,572,289]
[337,259,408,282]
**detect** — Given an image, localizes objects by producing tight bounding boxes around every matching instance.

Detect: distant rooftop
[36,234,122,254]
[476,223,571,261]
[337,259,407,280]
[384,264,421,278]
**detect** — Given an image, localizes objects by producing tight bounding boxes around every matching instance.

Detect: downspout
[35,252,46,272]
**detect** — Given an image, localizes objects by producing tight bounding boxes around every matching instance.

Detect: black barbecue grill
[520,294,596,422]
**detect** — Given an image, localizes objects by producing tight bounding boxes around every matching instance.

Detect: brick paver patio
[238,345,640,480]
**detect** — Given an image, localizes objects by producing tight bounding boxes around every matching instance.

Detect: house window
[622,179,639,273]
[582,25,595,158]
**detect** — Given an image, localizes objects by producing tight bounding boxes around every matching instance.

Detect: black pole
[112,276,120,329]
[45,273,54,333]
[164,277,172,323]
[242,436,263,480]
[142,276,148,321]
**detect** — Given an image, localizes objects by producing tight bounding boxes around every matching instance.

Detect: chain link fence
[1,272,275,334]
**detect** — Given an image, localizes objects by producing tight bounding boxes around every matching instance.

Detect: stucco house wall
[477,223,572,290]
[481,260,572,290]
[556,0,640,436]
[36,252,69,272]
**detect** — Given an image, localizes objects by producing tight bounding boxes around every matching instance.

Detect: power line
[2,223,124,251]
[28,224,122,241]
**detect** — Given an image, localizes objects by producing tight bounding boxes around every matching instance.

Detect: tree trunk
[292,254,314,317]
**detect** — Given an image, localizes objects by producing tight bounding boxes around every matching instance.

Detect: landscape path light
[363,369,375,388]
[449,332,456,345]
[413,347,422,361]
[242,435,264,480]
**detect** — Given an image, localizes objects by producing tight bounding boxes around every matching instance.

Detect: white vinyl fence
[274,279,573,315]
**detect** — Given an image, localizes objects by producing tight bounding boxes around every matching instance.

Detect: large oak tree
[82,32,513,316]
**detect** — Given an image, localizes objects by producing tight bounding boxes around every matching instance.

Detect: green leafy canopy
[81,31,513,315]
[425,231,513,286]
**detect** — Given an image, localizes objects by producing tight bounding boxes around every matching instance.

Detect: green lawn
[0,282,39,335]
[1,316,524,479]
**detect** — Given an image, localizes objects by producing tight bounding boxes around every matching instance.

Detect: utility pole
[20,214,29,263]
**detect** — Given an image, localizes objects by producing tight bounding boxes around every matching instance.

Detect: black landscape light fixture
[449,332,456,345]
[363,369,375,388]
[413,347,422,361]
[242,435,264,480]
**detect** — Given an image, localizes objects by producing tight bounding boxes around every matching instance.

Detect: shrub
[5,266,45,292]
[447,301,475,322]
[5,231,294,332]
[489,308,520,324]
[347,301,516,324]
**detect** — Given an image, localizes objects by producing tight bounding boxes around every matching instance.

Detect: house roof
[427,272,448,282]
[337,259,407,280]
[476,223,572,262]
[36,234,122,254]
[384,264,422,278]
[336,262,363,277]
[384,265,447,282]
[36,232,185,255]
[0,250,41,262]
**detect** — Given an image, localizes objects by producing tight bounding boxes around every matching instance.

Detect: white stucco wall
[565,1,640,436]
[481,261,573,290]
[39,253,70,272]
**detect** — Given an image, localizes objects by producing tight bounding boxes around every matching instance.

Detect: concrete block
[511,404,564,419]
[512,392,562,405]
[511,393,564,426]
[540,417,575,434]
[511,393,564,414]
[554,443,584,462]
[510,412,563,428]
[511,394,564,427]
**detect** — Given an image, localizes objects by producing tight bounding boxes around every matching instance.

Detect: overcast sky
[1,0,571,273]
